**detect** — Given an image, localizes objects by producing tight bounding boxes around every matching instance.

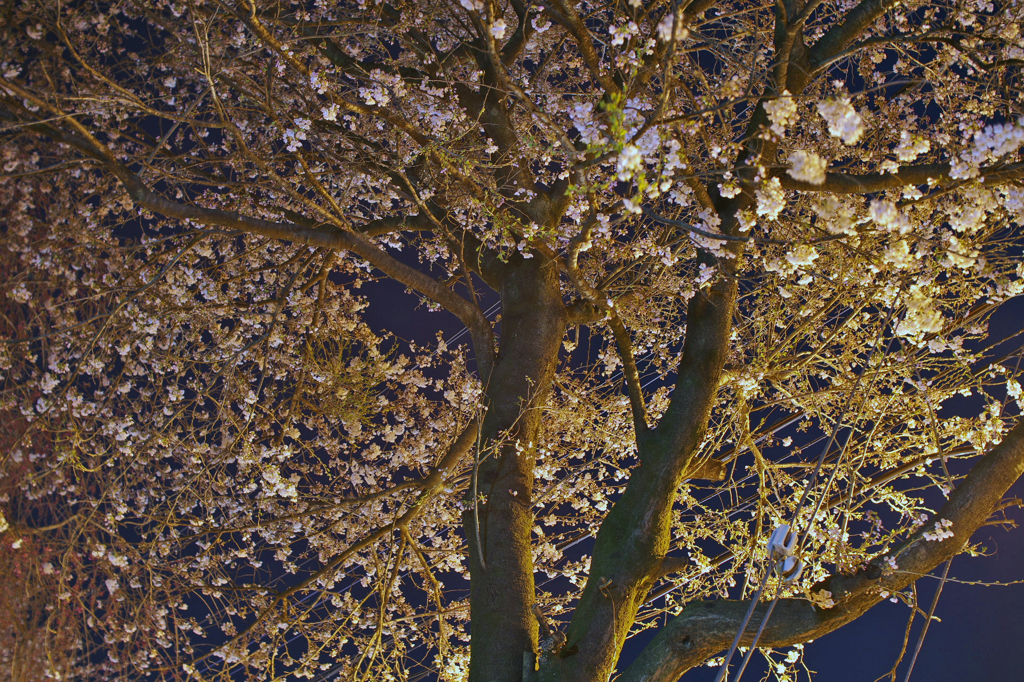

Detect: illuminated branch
[620,417,1024,682]
[778,161,1024,194]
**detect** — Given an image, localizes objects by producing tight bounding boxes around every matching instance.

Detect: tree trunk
[466,256,566,682]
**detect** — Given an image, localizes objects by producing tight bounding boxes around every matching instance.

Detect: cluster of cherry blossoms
[0,0,1022,680]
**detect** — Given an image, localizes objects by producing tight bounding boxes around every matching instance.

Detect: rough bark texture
[540,276,738,682]
[4,1,1022,680]
[466,256,567,682]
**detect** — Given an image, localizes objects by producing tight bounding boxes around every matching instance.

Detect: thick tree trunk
[465,256,566,682]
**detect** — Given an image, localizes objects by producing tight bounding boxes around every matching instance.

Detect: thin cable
[733,586,784,680]
[711,568,774,682]
[900,559,951,682]
[715,305,900,682]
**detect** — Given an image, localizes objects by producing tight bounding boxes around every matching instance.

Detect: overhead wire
[713,303,901,682]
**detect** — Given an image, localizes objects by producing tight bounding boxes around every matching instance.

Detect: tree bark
[466,255,567,682]
[541,276,738,682]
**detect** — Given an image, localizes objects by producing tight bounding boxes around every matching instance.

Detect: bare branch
[608,312,650,435]
[807,0,901,72]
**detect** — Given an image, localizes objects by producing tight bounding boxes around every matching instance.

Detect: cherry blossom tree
[2,1,1024,681]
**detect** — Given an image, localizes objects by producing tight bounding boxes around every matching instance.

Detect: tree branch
[651,276,738,456]
[777,161,1024,194]
[807,0,900,72]
[608,313,650,435]
[0,103,494,364]
[546,276,737,682]
[619,417,1024,682]
[545,0,620,95]
[645,208,846,246]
